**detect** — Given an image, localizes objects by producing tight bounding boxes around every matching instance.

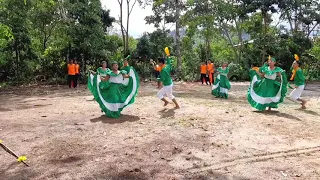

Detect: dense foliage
[0,0,319,85]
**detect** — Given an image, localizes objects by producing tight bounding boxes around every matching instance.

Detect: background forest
[0,0,319,85]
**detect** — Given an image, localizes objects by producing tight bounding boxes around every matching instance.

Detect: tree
[30,0,60,52]
[149,29,173,59]
[136,33,151,60]
[183,0,247,63]
[0,0,33,79]
[101,8,115,33]
[66,0,109,73]
[145,0,185,77]
[116,0,143,56]
[278,0,320,37]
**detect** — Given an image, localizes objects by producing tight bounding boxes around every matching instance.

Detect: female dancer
[289,55,307,109]
[88,61,139,118]
[247,57,288,111]
[88,61,110,93]
[211,62,231,98]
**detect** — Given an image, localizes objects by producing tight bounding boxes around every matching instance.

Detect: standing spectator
[207,59,215,85]
[200,61,208,85]
[74,60,80,88]
[67,59,76,88]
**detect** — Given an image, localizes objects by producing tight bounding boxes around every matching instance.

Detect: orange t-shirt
[155,65,161,72]
[68,64,76,75]
[158,64,165,72]
[207,63,214,73]
[75,64,80,74]
[200,65,207,74]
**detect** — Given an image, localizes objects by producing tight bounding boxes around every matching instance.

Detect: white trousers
[290,85,305,102]
[157,83,175,100]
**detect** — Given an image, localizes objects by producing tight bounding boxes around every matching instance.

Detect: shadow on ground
[87,168,250,180]
[295,109,319,116]
[254,110,301,121]
[90,114,140,124]
[0,163,38,180]
[158,108,176,118]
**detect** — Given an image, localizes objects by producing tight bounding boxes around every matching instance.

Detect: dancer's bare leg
[172,98,180,109]
[161,98,169,107]
[298,98,307,109]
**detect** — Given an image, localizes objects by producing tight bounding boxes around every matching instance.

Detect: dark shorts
[154,71,160,78]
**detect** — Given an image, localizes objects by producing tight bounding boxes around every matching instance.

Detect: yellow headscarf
[290,54,300,80]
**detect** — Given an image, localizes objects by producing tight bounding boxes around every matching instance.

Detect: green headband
[111,61,118,65]
[270,57,276,62]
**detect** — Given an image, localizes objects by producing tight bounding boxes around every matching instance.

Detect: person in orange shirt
[151,59,164,89]
[200,61,208,85]
[207,59,215,85]
[67,59,76,88]
[74,60,80,88]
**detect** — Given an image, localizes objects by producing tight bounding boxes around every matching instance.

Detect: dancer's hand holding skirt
[88,68,139,118]
[247,67,288,111]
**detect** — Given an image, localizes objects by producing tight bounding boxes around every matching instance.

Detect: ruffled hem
[212,90,228,99]
[247,91,279,111]
[211,75,230,99]
[88,67,139,118]
[247,70,288,111]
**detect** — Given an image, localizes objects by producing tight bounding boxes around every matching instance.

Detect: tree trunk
[175,0,181,78]
[235,19,243,64]
[222,26,239,59]
[262,12,268,65]
[15,48,19,78]
[82,54,85,83]
[118,0,126,55]
[126,0,130,55]
[286,11,294,32]
[205,37,210,60]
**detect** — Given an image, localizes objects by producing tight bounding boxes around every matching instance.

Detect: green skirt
[87,68,139,118]
[247,70,288,111]
[211,74,231,99]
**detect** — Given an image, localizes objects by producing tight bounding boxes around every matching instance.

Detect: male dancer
[289,56,307,109]
[157,55,180,109]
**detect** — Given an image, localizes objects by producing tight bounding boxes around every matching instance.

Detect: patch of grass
[0,82,8,88]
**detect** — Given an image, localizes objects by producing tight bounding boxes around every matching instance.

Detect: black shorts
[154,71,160,78]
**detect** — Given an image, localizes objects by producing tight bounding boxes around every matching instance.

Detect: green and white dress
[211,67,231,98]
[88,67,139,118]
[247,65,288,111]
[88,67,110,94]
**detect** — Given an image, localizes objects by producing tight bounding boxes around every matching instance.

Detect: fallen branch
[0,140,29,167]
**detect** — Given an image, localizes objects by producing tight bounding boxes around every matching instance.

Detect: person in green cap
[88,61,140,118]
[247,57,288,111]
[156,56,180,109]
[289,60,307,109]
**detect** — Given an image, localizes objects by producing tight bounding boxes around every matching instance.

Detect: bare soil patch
[1,82,320,180]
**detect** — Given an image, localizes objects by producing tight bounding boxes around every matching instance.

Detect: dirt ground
[1,81,320,180]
